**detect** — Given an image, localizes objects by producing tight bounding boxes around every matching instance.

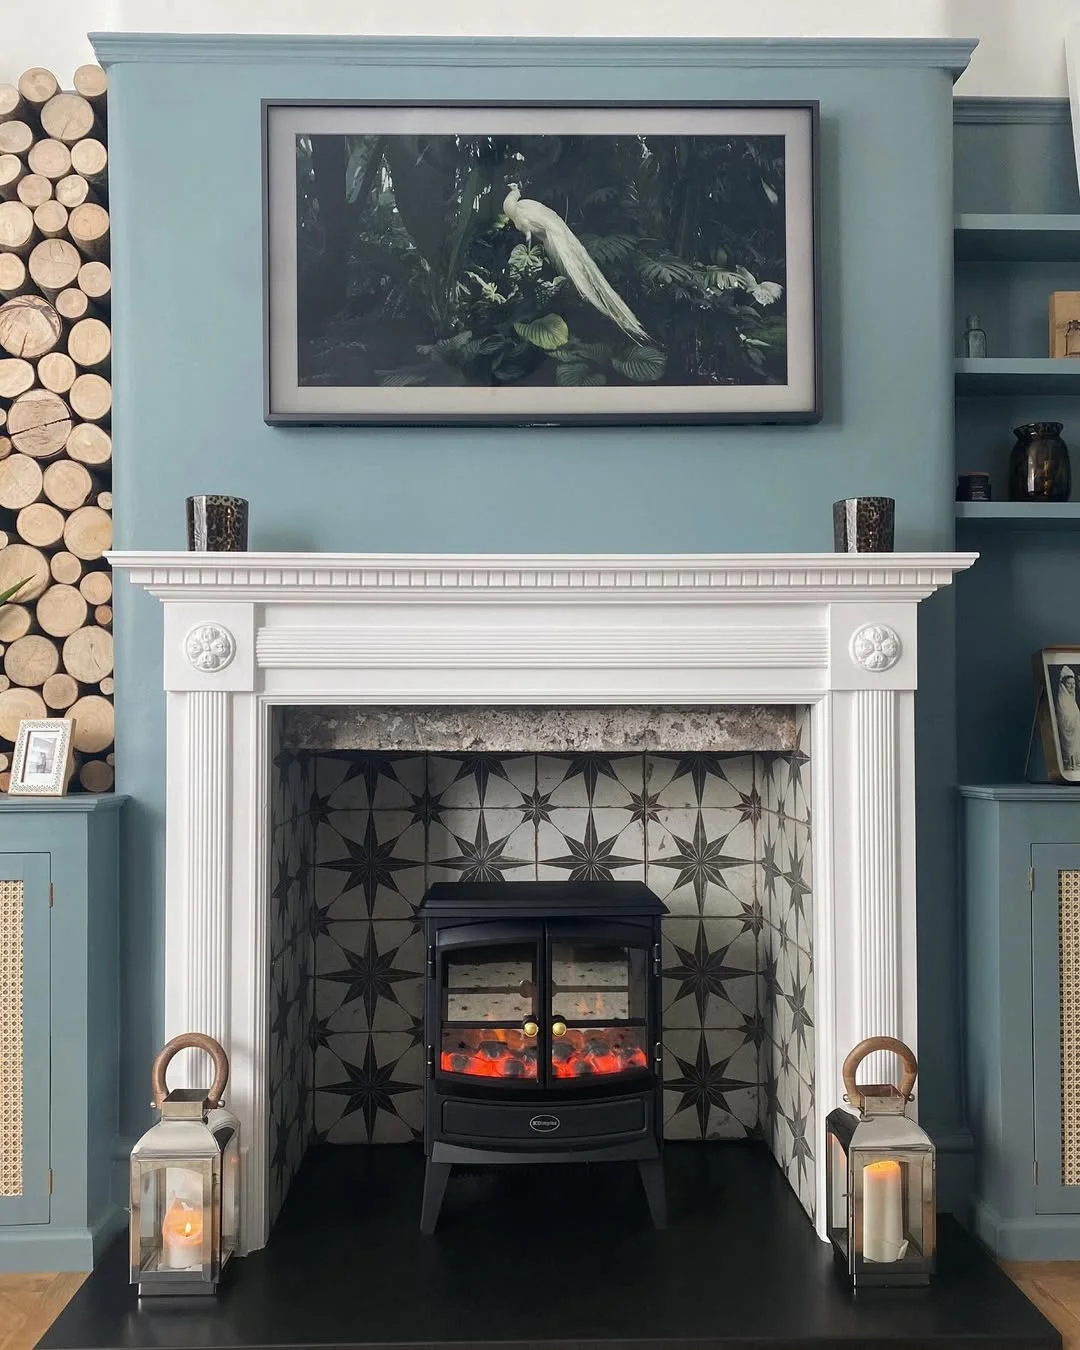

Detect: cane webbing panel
[0,880,23,1197]
[1061,869,1080,1187]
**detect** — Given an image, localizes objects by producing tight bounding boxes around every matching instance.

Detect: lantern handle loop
[842,1036,918,1111]
[151,1033,230,1109]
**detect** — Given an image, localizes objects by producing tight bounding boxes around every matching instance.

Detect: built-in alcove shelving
[954,501,1080,526]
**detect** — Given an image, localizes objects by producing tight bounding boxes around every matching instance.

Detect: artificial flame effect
[441,1026,647,1079]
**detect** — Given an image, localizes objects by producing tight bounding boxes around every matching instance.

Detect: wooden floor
[1005,1264,1080,1350]
[0,1275,84,1350]
[0,1264,1075,1350]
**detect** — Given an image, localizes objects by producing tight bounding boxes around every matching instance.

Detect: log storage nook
[0,62,112,792]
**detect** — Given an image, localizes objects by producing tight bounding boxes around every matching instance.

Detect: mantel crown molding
[108,551,977,605]
[90,33,976,78]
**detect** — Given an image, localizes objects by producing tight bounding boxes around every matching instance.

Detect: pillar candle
[862,1159,904,1262]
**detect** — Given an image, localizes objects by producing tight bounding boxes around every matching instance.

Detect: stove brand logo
[529,1114,561,1133]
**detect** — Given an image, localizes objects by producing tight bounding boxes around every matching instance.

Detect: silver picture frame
[263,100,820,426]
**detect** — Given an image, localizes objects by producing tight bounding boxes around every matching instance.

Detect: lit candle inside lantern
[160,1199,204,1270]
[862,1159,905,1263]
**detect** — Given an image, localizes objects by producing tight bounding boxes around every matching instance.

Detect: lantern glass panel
[827,1129,850,1256]
[130,1158,214,1285]
[220,1126,240,1265]
[850,1145,935,1282]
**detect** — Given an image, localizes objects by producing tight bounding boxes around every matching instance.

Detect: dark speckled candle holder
[186,495,249,551]
[832,497,895,553]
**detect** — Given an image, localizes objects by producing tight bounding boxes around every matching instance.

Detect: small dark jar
[1008,423,1071,502]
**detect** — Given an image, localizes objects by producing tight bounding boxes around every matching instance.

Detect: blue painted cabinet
[0,796,127,1272]
[962,786,1080,1258]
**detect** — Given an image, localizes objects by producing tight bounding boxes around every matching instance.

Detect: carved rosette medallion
[849,623,902,673]
[184,623,236,673]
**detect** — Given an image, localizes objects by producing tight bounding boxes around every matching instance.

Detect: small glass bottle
[961,315,987,358]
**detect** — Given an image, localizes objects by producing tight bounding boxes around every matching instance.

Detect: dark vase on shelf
[1007,423,1071,502]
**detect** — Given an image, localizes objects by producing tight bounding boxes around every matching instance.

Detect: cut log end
[0,295,62,358]
[63,503,112,559]
[17,69,59,108]
[40,93,95,146]
[0,686,46,742]
[42,671,78,709]
[27,139,71,182]
[7,389,71,459]
[79,759,114,793]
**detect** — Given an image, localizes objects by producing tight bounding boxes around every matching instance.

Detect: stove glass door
[440,936,540,1081]
[548,936,649,1083]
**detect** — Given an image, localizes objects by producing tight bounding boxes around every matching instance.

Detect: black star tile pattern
[265,741,816,1223]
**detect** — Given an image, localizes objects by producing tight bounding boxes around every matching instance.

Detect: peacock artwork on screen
[263,102,819,425]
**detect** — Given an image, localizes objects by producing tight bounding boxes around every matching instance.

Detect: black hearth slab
[419,880,667,916]
[41,1144,1059,1350]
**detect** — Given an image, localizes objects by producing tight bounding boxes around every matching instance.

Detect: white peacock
[502,183,648,343]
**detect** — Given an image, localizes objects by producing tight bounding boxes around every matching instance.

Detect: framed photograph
[1034,648,1080,783]
[263,100,820,425]
[9,718,74,797]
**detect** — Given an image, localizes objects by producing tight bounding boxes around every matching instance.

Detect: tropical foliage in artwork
[295,131,787,391]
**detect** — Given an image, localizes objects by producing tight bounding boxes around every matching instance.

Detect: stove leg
[638,1157,667,1229]
[420,1160,452,1234]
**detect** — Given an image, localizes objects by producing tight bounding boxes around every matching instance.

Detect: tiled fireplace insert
[266,713,815,1229]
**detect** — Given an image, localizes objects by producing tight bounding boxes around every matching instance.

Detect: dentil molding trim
[109,552,978,604]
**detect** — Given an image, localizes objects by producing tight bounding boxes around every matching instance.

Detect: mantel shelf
[955,213,1080,262]
[955,501,1080,527]
[955,358,1080,395]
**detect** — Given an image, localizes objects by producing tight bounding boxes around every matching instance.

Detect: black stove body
[417,880,668,1234]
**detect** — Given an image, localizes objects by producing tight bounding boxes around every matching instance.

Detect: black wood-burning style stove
[417,880,668,1234]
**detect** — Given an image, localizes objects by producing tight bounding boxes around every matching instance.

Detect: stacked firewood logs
[0,64,113,793]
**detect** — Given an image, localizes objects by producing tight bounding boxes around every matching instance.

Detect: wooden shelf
[955,501,1080,527]
[955,357,1080,394]
[955,213,1080,262]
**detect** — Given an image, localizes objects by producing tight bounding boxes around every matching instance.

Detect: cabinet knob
[522,1019,539,1038]
[551,1020,568,1038]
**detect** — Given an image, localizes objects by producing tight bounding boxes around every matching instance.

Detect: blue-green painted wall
[97,38,965,1159]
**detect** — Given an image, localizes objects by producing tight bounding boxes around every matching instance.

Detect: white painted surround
[111,550,976,1252]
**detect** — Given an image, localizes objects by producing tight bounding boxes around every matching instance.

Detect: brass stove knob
[522,1019,539,1038]
[551,1020,568,1038]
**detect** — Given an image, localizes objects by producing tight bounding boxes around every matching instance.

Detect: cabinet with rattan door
[0,795,125,1272]
[962,785,1080,1259]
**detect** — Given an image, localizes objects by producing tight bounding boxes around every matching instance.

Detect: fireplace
[109,549,977,1253]
[418,880,667,1233]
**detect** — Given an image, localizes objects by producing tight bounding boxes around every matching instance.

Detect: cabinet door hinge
[48,882,53,908]
[1028,867,1034,893]
[47,1168,53,1194]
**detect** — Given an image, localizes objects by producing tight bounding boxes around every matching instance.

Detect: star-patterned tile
[646,754,753,810]
[314,1034,424,1143]
[538,811,645,883]
[661,917,759,1028]
[646,811,756,917]
[428,754,534,809]
[428,812,536,883]
[662,1029,759,1139]
[317,811,425,920]
[315,920,424,1036]
[538,754,641,809]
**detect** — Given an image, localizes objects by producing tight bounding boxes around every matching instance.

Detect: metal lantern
[129,1033,240,1297]
[825,1036,936,1289]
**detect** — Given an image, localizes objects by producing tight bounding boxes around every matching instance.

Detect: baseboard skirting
[972,1197,1080,1260]
[0,1204,125,1273]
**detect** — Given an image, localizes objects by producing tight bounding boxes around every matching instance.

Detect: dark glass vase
[1008,423,1071,502]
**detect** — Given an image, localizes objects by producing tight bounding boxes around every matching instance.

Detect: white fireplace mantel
[110,550,976,1251]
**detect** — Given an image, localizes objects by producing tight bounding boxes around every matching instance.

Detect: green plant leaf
[377,370,428,387]
[508,243,544,275]
[584,233,637,264]
[0,577,31,606]
[514,314,569,351]
[612,346,667,383]
[555,361,608,387]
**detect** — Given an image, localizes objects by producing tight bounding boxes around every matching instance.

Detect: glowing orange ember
[441,1027,647,1079]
